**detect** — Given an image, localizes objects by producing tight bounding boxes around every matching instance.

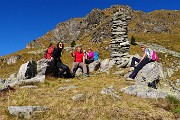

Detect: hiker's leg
[71,62,79,74]
[130,58,149,79]
[131,57,140,67]
[79,62,87,74]
[56,62,69,76]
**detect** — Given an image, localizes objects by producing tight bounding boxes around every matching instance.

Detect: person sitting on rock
[51,41,72,78]
[129,44,152,79]
[70,46,89,77]
[84,48,94,64]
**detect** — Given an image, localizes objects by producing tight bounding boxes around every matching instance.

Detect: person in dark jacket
[51,41,72,78]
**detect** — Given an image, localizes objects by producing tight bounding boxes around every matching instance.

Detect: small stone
[20,85,38,89]
[64,79,72,83]
[58,85,77,91]
[72,94,85,101]
[8,106,49,119]
[101,86,121,100]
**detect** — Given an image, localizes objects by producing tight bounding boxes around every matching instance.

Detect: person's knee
[63,65,69,70]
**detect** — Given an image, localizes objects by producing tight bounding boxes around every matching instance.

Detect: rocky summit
[0,5,180,120]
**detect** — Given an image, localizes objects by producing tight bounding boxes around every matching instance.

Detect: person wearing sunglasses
[51,42,72,78]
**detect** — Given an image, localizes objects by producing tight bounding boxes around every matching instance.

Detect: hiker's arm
[139,52,147,63]
[70,50,75,57]
[83,56,85,64]
[51,49,57,61]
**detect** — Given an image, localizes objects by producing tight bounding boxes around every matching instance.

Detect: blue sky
[0,0,179,56]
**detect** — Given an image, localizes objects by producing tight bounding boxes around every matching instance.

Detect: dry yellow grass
[0,73,176,119]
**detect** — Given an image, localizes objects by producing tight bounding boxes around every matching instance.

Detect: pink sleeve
[88,52,94,59]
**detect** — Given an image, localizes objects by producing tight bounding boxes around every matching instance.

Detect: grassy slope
[0,73,177,119]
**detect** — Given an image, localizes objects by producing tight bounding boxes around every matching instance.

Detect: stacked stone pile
[110,9,131,67]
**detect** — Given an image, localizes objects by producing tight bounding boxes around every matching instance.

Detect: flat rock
[8,106,49,119]
[20,85,38,89]
[58,85,77,91]
[101,86,121,100]
[120,84,168,99]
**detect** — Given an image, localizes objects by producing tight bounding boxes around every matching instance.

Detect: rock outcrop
[122,62,180,99]
[17,60,37,80]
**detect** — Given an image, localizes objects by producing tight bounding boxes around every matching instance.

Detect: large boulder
[122,62,180,99]
[37,59,57,76]
[17,60,37,80]
[135,62,164,82]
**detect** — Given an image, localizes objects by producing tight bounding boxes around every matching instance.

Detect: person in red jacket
[70,46,89,77]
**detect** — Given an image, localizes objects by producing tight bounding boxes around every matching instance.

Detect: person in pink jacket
[85,48,94,64]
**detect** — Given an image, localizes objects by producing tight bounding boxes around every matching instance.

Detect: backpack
[94,52,99,61]
[146,48,158,61]
[44,45,55,59]
[151,50,158,61]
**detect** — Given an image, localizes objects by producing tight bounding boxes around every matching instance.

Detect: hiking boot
[126,77,134,81]
[83,73,90,77]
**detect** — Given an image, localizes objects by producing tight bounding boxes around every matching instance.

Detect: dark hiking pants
[131,57,140,67]
[129,57,150,79]
[56,62,72,78]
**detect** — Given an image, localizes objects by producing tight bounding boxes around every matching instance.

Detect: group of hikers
[44,41,158,80]
[44,41,98,78]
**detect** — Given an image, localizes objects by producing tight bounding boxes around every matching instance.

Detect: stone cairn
[110,9,131,67]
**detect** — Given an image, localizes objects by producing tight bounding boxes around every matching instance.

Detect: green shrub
[70,40,76,47]
[130,35,137,45]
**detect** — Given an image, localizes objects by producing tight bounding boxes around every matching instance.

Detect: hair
[77,45,83,53]
[57,41,64,49]
[140,44,147,48]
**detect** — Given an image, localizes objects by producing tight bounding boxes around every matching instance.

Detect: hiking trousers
[56,62,71,77]
[129,57,150,79]
[71,62,87,74]
[131,57,140,67]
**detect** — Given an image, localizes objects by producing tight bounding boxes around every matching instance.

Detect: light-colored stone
[17,60,37,80]
[100,59,110,71]
[20,85,38,89]
[72,94,85,101]
[88,60,100,72]
[58,85,77,91]
[101,86,121,100]
[8,106,49,119]
[37,59,56,76]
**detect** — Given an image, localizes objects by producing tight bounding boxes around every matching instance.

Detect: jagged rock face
[0,55,21,65]
[110,9,131,67]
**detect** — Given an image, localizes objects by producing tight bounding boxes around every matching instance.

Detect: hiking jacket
[52,48,63,63]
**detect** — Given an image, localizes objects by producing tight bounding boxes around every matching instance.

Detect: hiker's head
[77,46,82,52]
[87,48,92,52]
[140,44,146,51]
[57,41,64,49]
